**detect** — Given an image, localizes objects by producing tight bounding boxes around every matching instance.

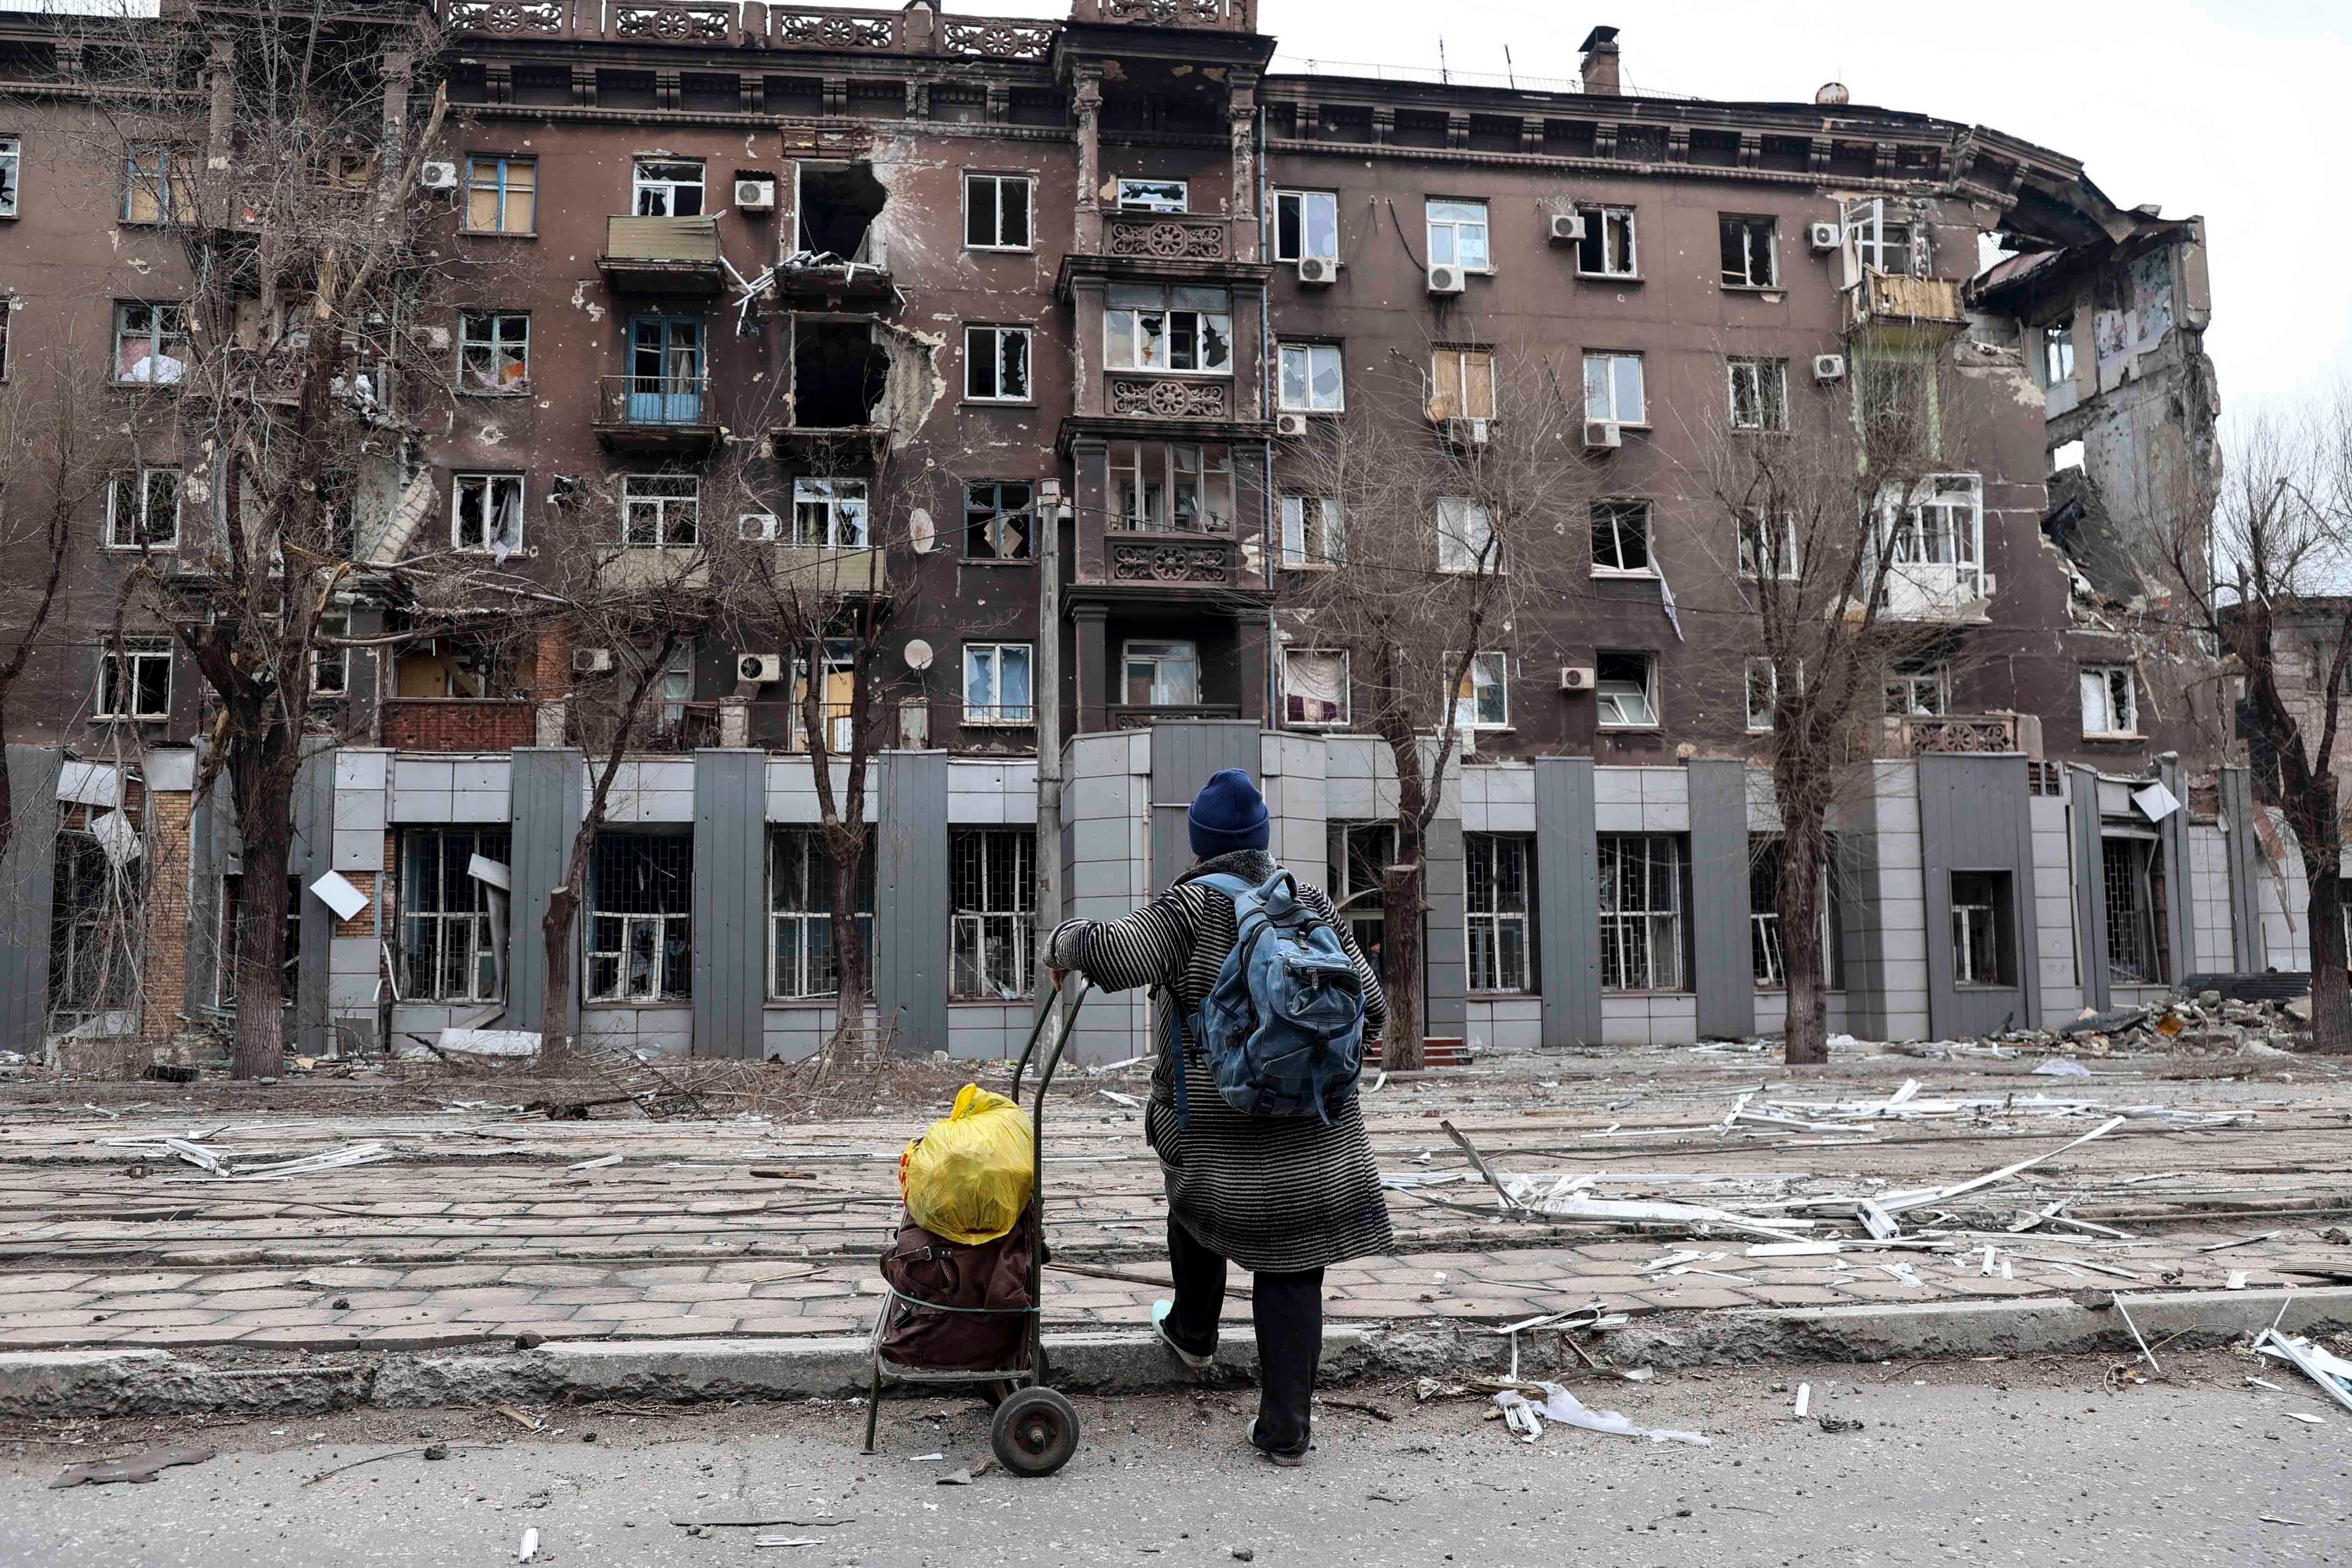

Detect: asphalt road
[3,1356,2347,1567]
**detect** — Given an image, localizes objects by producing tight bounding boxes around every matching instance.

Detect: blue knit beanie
[1187,768,1269,859]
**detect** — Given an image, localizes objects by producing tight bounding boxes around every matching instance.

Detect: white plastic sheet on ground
[1491,1381,1709,1446]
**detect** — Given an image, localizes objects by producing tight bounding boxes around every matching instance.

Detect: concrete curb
[3,1288,2345,1418]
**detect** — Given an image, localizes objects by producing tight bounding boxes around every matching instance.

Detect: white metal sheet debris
[1491,1382,1709,1446]
[567,1154,623,1172]
[2255,1329,2352,1416]
[310,870,370,922]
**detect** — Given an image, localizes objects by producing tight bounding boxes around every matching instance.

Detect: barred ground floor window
[1464,832,1532,993]
[951,828,1034,1000]
[401,828,511,1004]
[769,826,874,1001]
[589,832,692,1002]
[1599,833,1684,991]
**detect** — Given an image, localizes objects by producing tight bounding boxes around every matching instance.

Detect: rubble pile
[1997,993,2308,1060]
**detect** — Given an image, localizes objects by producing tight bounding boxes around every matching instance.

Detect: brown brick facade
[381,699,538,754]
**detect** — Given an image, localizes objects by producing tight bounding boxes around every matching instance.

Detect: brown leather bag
[876,1211,1039,1374]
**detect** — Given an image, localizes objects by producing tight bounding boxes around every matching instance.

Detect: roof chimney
[1579,26,1621,96]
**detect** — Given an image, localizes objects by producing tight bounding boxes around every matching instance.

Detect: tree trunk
[1381,861,1423,1072]
[1780,833,1829,1066]
[0,696,15,869]
[538,883,578,1072]
[822,831,869,1070]
[2309,863,2350,1054]
[229,778,294,1080]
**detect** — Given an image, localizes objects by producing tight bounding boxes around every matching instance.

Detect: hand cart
[862,976,1092,1477]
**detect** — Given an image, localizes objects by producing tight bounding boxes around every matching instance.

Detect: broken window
[1115,177,1186,213]
[1576,206,1637,277]
[452,473,524,555]
[313,613,349,697]
[1104,284,1231,374]
[965,482,1033,560]
[1465,833,1533,993]
[1883,660,1949,717]
[1279,495,1344,567]
[2100,836,2169,985]
[2081,665,2137,736]
[657,643,694,729]
[1279,342,1345,412]
[1283,648,1348,726]
[1327,822,1394,963]
[632,158,703,217]
[216,872,302,1009]
[2043,323,2075,388]
[588,832,692,1002]
[963,641,1032,725]
[0,295,10,380]
[1582,351,1645,425]
[1425,199,1489,269]
[1745,657,1777,732]
[1719,214,1778,287]
[1599,834,1683,990]
[1750,836,1840,988]
[105,467,180,551]
[788,639,855,751]
[0,136,17,218]
[395,632,517,699]
[464,156,534,233]
[1873,474,1982,607]
[1452,650,1509,730]
[1595,650,1657,728]
[459,312,530,394]
[401,828,509,1004]
[964,324,1032,402]
[790,477,868,548]
[1273,189,1339,263]
[1739,514,1801,579]
[950,828,1035,1000]
[1428,347,1494,421]
[48,815,145,1034]
[1590,499,1650,574]
[121,144,195,226]
[113,302,188,385]
[795,162,886,262]
[1436,497,1498,574]
[1728,357,1788,431]
[1110,442,1233,531]
[964,173,1032,250]
[1124,641,1200,707]
[769,826,874,1000]
[792,318,888,428]
[621,474,699,548]
[1950,870,2015,986]
[96,638,171,719]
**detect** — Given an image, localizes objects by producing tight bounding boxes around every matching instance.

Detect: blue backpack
[1163,868,1368,1125]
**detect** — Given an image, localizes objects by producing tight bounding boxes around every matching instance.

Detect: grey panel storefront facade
[1687,758,1754,1039]
[1147,720,1263,890]
[506,748,584,1039]
[1423,815,1467,1039]
[692,751,766,1060]
[0,747,62,1051]
[2068,764,2111,1014]
[2218,765,2262,971]
[1534,756,1600,1046]
[875,750,949,1056]
[2156,756,2193,985]
[1919,753,2041,1037]
[290,747,335,1054]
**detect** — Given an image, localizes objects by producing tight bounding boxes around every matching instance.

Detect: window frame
[96,637,171,720]
[2043,322,2076,388]
[463,155,536,235]
[1595,649,1659,729]
[121,143,194,227]
[630,157,705,218]
[1429,346,1496,422]
[0,135,18,220]
[0,294,10,381]
[1873,473,1985,604]
[1589,499,1652,577]
[1582,351,1647,427]
[1451,649,1510,731]
[1425,198,1491,271]
[1122,640,1201,708]
[1282,647,1350,728]
[1598,833,1685,991]
[789,477,869,548]
[1114,177,1187,213]
[1279,494,1345,569]
[104,467,181,552]
[2080,664,2139,738]
[112,301,190,387]
[1718,214,1780,288]
[451,471,525,555]
[457,311,531,396]
[585,832,694,1004]
[1109,441,1234,533]
[1103,283,1233,376]
[1745,657,1777,732]
[1278,341,1346,413]
[1883,663,1950,717]
[1949,869,2015,988]
[1435,496,1500,575]
[1272,188,1339,263]
[1464,832,1534,994]
[1727,356,1789,432]
[963,172,1035,251]
[1575,205,1638,277]
[312,612,350,698]
[620,473,700,549]
[767,826,875,1001]
[1738,513,1802,579]
[963,641,1034,726]
[950,827,1037,1000]
[963,322,1033,403]
[963,481,1035,561]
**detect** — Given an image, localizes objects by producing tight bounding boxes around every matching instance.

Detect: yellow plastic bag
[898,1084,1035,1245]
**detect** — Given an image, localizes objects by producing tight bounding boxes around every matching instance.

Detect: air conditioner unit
[1274,411,1309,438]
[1296,256,1338,285]
[734,178,776,211]
[417,160,459,191]
[1813,353,1848,383]
[737,653,784,685]
[1443,417,1490,448]
[1559,665,1596,693]
[1582,420,1622,450]
[1808,221,1841,253]
[572,647,613,675]
[1426,263,1466,295]
[739,512,780,541]
[1548,212,1587,245]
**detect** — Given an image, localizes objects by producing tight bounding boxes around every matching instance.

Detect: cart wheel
[989,1386,1080,1477]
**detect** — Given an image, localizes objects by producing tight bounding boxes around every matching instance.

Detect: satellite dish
[909,507,935,554]
[1815,81,1850,104]
[904,639,934,671]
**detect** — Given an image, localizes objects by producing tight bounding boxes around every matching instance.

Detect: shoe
[1151,1299,1214,1371]
[1248,1417,1308,1467]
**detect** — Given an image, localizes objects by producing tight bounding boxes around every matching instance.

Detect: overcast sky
[954,0,2346,428]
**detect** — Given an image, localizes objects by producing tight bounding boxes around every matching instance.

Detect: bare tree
[2156,391,2352,1053]
[1680,351,1977,1065]
[0,365,102,864]
[1274,345,1595,1069]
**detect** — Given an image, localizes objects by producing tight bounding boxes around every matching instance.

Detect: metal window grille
[1598,834,1682,990]
[1749,841,1786,987]
[769,827,874,1001]
[1328,822,1393,966]
[400,830,510,1003]
[588,834,693,1001]
[47,825,144,1033]
[1950,871,2003,986]
[950,828,1035,999]
[1465,833,1532,993]
[2102,838,2154,983]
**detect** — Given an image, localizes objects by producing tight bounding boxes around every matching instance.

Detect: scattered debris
[567,1154,623,1172]
[49,1446,213,1489]
[1793,1383,1811,1418]
[517,1527,539,1563]
[1817,1415,1865,1434]
[1492,1382,1709,1446]
[495,1404,544,1433]
[2254,1328,2352,1415]
[2196,1230,2286,1253]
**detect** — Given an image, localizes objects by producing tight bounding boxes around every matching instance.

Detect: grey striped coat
[1045,849,1393,1274]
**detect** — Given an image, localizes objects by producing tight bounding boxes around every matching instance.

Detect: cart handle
[1008,973,1088,1109]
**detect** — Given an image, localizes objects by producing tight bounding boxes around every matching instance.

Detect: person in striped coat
[1046,768,1390,1465]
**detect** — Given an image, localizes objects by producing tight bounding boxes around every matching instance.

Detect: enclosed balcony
[593,374,719,451]
[598,216,724,295]
[1844,268,1968,350]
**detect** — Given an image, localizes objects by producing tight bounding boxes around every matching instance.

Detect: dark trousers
[1162,1217,1324,1456]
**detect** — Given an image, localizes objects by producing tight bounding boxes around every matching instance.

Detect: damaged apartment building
[0,0,2269,1065]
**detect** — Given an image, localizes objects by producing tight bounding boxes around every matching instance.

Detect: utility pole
[1033,482,1066,995]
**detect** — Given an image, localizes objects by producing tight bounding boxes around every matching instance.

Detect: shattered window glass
[452,473,525,556]
[459,312,531,394]
[964,482,1033,560]
[950,828,1035,998]
[1719,215,1778,287]
[964,324,1032,401]
[1577,206,1637,276]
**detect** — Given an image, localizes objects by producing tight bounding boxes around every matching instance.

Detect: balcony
[440,0,1064,58]
[1875,561,1994,622]
[382,697,539,753]
[597,216,724,295]
[1107,703,1243,730]
[1071,0,1256,30]
[1102,214,1233,262]
[773,236,896,307]
[1104,530,1238,589]
[593,375,720,452]
[772,544,890,596]
[1844,269,1968,350]
[1889,711,2043,759]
